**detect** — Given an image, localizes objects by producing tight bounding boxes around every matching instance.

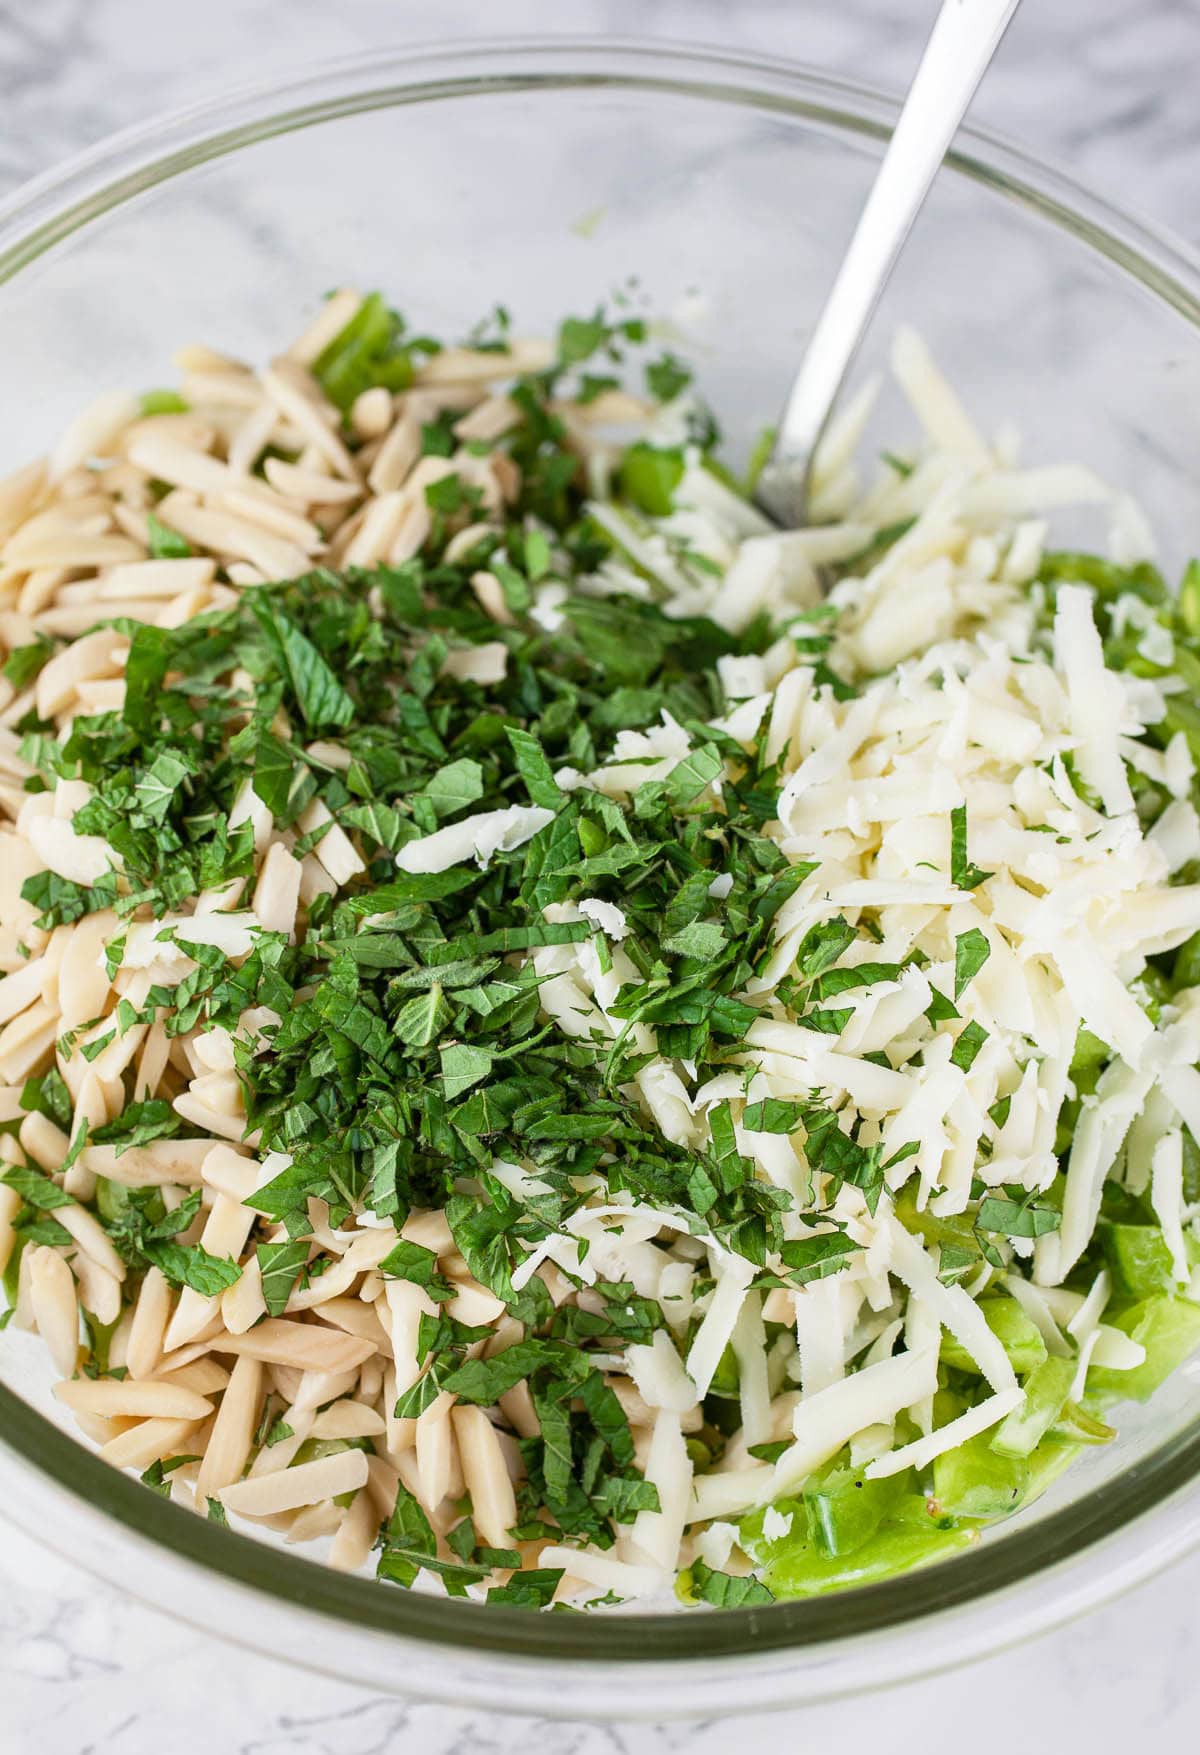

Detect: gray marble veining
[1,1,1199,1750]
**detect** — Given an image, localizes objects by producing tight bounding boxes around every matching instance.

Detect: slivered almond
[98,1416,202,1472]
[27,1246,80,1376]
[195,1354,263,1501]
[452,1405,517,1548]
[310,1399,386,1441]
[286,289,362,366]
[54,1377,213,1421]
[329,1489,378,1573]
[79,1139,214,1186]
[214,1318,376,1373]
[96,558,216,599]
[220,1447,369,1517]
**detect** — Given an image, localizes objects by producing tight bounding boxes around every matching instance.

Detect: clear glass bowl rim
[1,34,1199,1713]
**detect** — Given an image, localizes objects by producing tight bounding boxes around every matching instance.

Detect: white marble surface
[2,1,1200,1750]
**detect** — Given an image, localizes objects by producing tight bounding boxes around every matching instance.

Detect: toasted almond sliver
[54,1376,212,1421]
[221,1447,369,1517]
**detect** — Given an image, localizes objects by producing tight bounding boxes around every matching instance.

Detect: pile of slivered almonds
[0,292,649,1580]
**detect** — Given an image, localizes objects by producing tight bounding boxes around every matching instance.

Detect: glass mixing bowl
[2,36,1200,1722]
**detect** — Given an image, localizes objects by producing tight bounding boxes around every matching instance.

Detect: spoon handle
[764,0,1021,518]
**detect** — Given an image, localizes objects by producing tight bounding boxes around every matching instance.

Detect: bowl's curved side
[1,36,1199,1716]
[2,1391,1199,1718]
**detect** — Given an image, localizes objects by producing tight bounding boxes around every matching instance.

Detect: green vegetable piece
[1039,549,1167,605]
[1022,1435,1082,1500]
[1069,1026,1111,1076]
[1099,1222,1182,1300]
[313,291,416,411]
[1172,929,1200,993]
[940,1296,1047,1376]
[933,1431,1029,1520]
[991,1355,1075,1458]
[139,389,189,416]
[803,1463,912,1557]
[1049,1401,1114,1445]
[1087,1295,1200,1402]
[759,1517,974,1599]
[698,1340,739,1403]
[1178,558,1200,636]
[618,442,685,515]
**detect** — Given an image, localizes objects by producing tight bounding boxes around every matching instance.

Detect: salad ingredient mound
[1,293,1199,1610]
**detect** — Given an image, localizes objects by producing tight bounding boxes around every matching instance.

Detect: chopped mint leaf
[645,353,692,402]
[257,1240,311,1317]
[976,1194,1061,1239]
[778,1231,858,1286]
[0,1164,74,1211]
[146,511,192,559]
[954,928,991,999]
[378,1239,454,1301]
[682,1559,774,1608]
[950,804,993,892]
[950,1019,989,1071]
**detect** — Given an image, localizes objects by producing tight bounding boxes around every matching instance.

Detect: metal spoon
[755,0,1022,528]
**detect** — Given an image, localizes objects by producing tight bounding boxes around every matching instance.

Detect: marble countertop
[2,1,1199,1750]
